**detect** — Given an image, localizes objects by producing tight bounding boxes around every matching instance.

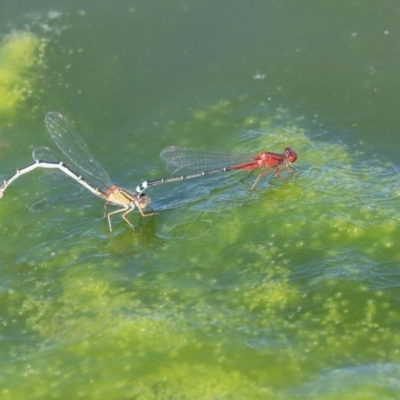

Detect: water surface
[0,1,400,399]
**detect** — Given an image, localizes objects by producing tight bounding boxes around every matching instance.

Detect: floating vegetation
[0,31,46,122]
[1,85,400,397]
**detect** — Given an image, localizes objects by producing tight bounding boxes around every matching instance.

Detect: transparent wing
[160,146,256,176]
[29,195,93,213]
[33,146,62,163]
[44,112,112,191]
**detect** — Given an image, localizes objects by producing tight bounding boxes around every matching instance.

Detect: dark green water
[1,1,400,399]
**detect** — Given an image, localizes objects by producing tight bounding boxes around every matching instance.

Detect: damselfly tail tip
[134,181,148,196]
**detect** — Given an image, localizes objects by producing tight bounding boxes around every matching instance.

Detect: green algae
[0,31,46,123]
[1,97,400,398]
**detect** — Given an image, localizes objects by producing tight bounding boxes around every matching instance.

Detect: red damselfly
[135,145,297,194]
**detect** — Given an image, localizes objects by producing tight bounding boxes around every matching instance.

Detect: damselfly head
[137,193,150,209]
[284,147,297,163]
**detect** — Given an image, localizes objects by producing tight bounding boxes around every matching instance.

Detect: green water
[1,1,400,399]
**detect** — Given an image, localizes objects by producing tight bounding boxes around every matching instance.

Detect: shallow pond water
[0,1,400,399]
